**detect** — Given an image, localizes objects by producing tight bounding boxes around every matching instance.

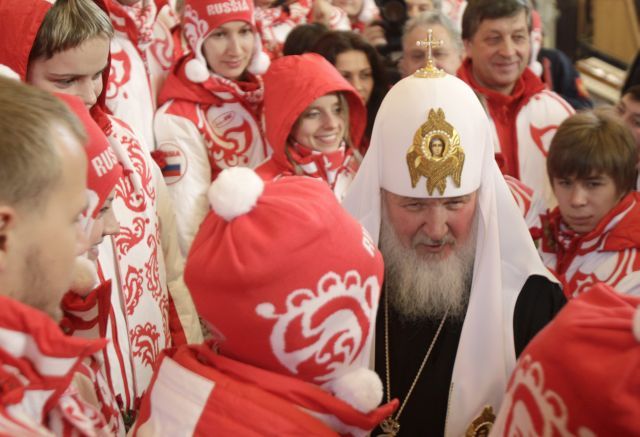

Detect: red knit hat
[56,94,122,222]
[492,283,640,436]
[185,167,385,413]
[181,0,270,82]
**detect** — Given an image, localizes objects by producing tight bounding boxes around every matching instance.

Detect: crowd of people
[0,0,638,435]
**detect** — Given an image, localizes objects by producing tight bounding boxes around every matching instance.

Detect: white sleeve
[154,106,212,257]
[151,161,203,344]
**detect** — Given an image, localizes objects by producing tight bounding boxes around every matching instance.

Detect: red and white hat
[185,167,384,413]
[492,282,640,436]
[182,0,270,83]
[56,94,123,222]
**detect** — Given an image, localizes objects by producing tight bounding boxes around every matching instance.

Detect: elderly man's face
[382,190,477,259]
[401,24,463,77]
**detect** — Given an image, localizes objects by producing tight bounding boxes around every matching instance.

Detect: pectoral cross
[414,28,445,78]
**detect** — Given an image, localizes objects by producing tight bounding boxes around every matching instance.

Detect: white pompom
[185,58,210,83]
[633,306,640,342]
[208,167,265,221]
[248,36,271,75]
[326,367,383,413]
[0,64,20,81]
[69,256,99,296]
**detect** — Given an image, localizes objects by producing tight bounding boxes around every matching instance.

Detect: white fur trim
[185,58,210,83]
[326,368,383,413]
[0,65,20,81]
[208,167,265,221]
[633,306,640,342]
[69,256,99,296]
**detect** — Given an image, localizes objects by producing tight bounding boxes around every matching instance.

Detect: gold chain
[380,292,449,436]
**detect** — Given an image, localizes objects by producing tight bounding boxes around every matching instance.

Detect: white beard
[379,209,477,322]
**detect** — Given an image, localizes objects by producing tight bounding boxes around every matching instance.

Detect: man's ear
[463,39,472,58]
[0,205,17,271]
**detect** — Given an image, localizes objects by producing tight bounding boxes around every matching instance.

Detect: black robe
[373,274,566,436]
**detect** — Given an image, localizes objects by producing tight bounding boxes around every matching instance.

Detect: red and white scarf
[288,141,359,191]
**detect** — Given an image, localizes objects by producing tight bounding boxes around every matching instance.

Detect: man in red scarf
[457,0,573,209]
[0,76,123,435]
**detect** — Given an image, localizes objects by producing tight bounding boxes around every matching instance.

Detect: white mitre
[343,53,558,436]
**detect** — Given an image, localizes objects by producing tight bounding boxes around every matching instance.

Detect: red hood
[263,53,366,162]
[0,0,113,122]
[0,0,51,81]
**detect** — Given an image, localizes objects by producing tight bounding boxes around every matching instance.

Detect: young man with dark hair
[538,109,640,298]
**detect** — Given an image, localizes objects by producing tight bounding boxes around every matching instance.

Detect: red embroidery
[206,118,254,170]
[130,323,161,367]
[145,225,161,299]
[150,27,174,71]
[107,49,132,101]
[122,135,156,202]
[115,217,148,256]
[124,266,144,315]
[529,123,558,157]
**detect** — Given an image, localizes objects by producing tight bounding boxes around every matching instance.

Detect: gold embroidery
[465,406,496,437]
[406,108,465,195]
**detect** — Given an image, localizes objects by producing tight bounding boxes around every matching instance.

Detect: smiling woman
[153,0,270,255]
[255,53,367,201]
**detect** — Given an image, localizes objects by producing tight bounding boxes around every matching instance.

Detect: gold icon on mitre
[465,406,496,437]
[414,28,446,78]
[406,108,465,195]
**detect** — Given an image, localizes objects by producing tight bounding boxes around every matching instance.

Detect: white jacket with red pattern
[154,57,268,255]
[538,192,640,298]
[0,296,124,436]
[105,0,178,150]
[95,113,202,419]
[0,0,202,423]
[458,60,574,209]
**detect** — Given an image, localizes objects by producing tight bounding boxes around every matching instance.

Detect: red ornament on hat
[186,168,384,413]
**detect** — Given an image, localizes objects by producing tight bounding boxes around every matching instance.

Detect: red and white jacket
[0,0,203,421]
[0,296,123,436]
[105,0,178,150]
[93,111,201,420]
[255,54,365,201]
[538,192,640,298]
[154,57,267,255]
[131,343,398,436]
[255,0,350,59]
[458,59,574,208]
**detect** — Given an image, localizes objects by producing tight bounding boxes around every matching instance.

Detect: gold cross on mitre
[414,28,446,78]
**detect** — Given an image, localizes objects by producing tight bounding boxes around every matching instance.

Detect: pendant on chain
[377,417,400,437]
